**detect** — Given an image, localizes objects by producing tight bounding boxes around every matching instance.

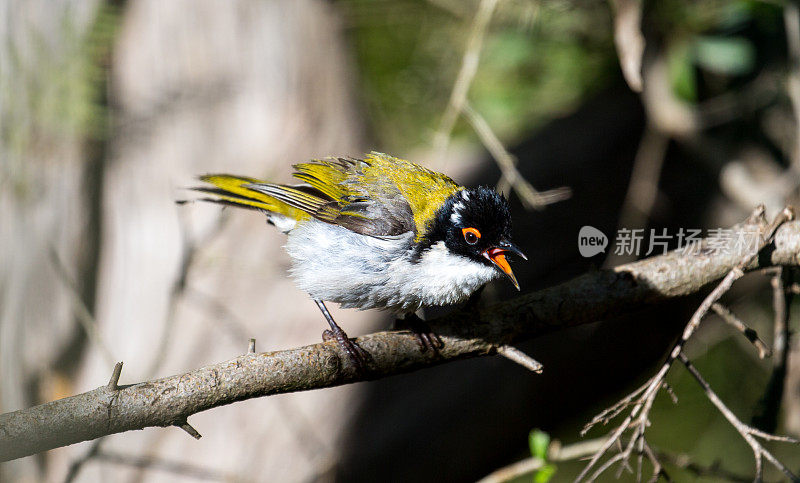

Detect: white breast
[284,220,499,314]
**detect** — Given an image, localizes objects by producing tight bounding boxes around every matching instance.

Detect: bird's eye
[462,227,481,245]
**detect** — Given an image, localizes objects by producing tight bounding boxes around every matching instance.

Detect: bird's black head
[423,186,526,289]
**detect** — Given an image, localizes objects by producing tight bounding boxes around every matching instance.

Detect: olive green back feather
[360,153,462,237]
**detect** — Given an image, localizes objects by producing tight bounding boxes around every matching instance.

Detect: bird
[192,152,526,370]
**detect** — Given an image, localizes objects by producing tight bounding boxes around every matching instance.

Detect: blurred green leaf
[668,41,697,102]
[533,463,556,483]
[693,36,755,76]
[528,430,557,482]
[528,429,550,459]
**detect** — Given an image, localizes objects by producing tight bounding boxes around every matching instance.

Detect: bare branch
[640,439,669,482]
[609,0,645,92]
[93,450,237,481]
[63,438,105,483]
[656,450,751,482]
[477,456,546,483]
[107,362,123,391]
[604,125,669,267]
[433,0,499,162]
[186,286,251,343]
[4,214,800,461]
[771,268,791,364]
[581,379,650,435]
[145,209,228,377]
[461,102,572,209]
[679,353,799,481]
[496,345,543,373]
[177,420,202,440]
[49,248,116,367]
[785,1,800,171]
[477,436,609,483]
[710,303,772,359]
[432,2,571,211]
[752,267,794,432]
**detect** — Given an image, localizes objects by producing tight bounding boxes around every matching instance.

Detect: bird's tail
[191,174,309,222]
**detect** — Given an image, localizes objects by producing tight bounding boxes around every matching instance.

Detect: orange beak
[482,241,527,290]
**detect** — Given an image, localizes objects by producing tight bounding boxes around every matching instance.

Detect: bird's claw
[394,314,443,353]
[322,327,370,372]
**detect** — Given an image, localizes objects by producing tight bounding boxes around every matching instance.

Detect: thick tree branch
[3,215,800,461]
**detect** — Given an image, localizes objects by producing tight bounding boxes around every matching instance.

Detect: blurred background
[1,0,800,481]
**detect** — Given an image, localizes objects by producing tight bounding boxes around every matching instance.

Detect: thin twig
[433,0,499,164]
[496,345,543,373]
[477,436,610,483]
[552,436,611,461]
[605,124,669,267]
[432,0,570,210]
[144,209,197,377]
[274,396,334,466]
[107,362,123,391]
[752,267,793,432]
[177,420,202,440]
[655,450,754,482]
[609,0,645,92]
[146,209,228,377]
[185,286,251,343]
[94,450,239,481]
[698,71,781,130]
[462,102,572,209]
[48,248,116,367]
[772,268,792,364]
[679,352,799,481]
[710,303,772,359]
[640,439,669,482]
[581,379,650,435]
[477,457,546,483]
[785,1,800,171]
[63,438,106,483]
[589,451,630,482]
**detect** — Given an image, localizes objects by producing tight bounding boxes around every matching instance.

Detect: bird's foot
[322,326,369,372]
[394,313,443,353]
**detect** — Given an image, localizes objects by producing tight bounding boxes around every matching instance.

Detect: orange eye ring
[462,227,481,245]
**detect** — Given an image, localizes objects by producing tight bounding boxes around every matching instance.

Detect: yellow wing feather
[197,174,311,221]
[293,160,350,201]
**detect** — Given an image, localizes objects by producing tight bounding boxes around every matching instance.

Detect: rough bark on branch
[3,215,800,461]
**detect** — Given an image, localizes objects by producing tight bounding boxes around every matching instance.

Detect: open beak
[482,240,527,290]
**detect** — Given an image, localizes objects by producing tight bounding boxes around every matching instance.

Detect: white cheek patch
[450,199,467,226]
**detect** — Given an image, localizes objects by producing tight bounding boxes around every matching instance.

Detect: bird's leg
[394,312,443,353]
[315,299,369,371]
